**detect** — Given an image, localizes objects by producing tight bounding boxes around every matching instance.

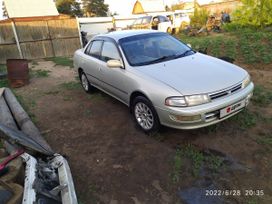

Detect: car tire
[80,71,92,93]
[132,96,160,133]
[167,27,172,34]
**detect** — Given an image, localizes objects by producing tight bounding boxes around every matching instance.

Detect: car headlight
[242,75,251,88]
[165,96,187,107]
[165,94,210,107]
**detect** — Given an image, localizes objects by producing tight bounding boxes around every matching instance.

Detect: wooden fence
[0,17,81,64]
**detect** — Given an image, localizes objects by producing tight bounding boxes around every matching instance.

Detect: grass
[178,30,272,64]
[31,61,39,66]
[252,85,272,106]
[46,57,74,68]
[30,69,51,78]
[182,144,205,177]
[170,144,225,182]
[256,132,272,152]
[13,91,37,123]
[228,109,256,129]
[59,81,81,90]
[0,64,7,73]
[170,149,183,183]
[0,79,8,88]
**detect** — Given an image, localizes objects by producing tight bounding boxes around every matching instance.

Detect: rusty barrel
[6,59,29,88]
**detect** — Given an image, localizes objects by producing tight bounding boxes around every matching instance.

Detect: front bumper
[155,82,254,129]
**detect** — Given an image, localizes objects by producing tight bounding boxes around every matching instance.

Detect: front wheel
[132,96,160,133]
[167,27,172,34]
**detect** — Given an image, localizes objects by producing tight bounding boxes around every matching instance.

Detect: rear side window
[159,16,169,22]
[134,18,143,25]
[88,41,103,59]
[101,42,120,62]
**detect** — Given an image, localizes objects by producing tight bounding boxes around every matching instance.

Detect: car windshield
[119,33,194,66]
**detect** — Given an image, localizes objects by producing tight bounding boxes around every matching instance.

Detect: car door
[83,40,103,87]
[158,16,171,32]
[99,41,129,103]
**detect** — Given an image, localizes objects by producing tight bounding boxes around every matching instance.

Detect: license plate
[220,100,246,118]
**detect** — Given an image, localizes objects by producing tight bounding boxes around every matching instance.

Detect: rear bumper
[155,82,254,129]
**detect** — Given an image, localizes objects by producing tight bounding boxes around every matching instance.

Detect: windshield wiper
[174,50,195,59]
[147,55,176,64]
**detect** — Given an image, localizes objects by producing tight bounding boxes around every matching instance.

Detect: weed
[256,132,272,152]
[31,61,39,66]
[0,64,7,73]
[46,57,74,68]
[252,85,272,106]
[31,69,50,78]
[170,149,183,183]
[205,154,224,173]
[63,96,73,101]
[13,92,37,122]
[44,90,60,95]
[87,93,106,101]
[178,30,272,64]
[182,145,205,177]
[149,132,165,142]
[229,109,256,129]
[60,81,81,90]
[0,79,8,88]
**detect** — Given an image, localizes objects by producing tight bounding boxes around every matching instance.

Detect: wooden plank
[0,22,16,44]
[0,44,20,64]
[20,40,54,59]
[48,19,79,39]
[52,38,81,57]
[15,21,49,42]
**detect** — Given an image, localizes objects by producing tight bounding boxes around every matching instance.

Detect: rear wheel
[80,71,92,93]
[132,96,160,133]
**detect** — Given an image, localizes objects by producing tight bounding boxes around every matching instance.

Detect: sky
[0,0,212,19]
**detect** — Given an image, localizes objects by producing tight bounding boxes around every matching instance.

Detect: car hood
[134,53,248,95]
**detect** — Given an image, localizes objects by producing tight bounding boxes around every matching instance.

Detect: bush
[232,0,272,28]
[190,8,210,29]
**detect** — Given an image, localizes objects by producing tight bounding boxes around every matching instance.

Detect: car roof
[95,30,162,41]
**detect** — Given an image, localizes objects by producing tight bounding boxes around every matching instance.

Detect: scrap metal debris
[0,87,78,204]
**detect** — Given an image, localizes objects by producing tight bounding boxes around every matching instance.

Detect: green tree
[233,0,272,28]
[82,0,109,17]
[56,0,83,17]
[190,8,210,28]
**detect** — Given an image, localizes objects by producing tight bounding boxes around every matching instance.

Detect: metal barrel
[6,59,29,88]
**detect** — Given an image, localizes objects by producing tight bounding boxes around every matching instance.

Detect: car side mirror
[107,59,124,68]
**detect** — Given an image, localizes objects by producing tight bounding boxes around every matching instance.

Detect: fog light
[170,114,201,122]
[245,92,253,105]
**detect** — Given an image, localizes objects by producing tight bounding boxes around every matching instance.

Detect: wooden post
[76,17,83,48]
[11,20,23,59]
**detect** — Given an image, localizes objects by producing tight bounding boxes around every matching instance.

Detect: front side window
[101,42,121,62]
[119,33,194,66]
[89,41,103,59]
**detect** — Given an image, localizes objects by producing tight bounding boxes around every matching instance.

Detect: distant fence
[0,17,81,64]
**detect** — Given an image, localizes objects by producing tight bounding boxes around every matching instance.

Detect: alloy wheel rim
[81,74,89,91]
[134,102,154,130]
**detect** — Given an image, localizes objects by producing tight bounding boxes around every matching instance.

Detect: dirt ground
[14,59,272,204]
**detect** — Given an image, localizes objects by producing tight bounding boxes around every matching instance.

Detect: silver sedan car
[73,30,254,133]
